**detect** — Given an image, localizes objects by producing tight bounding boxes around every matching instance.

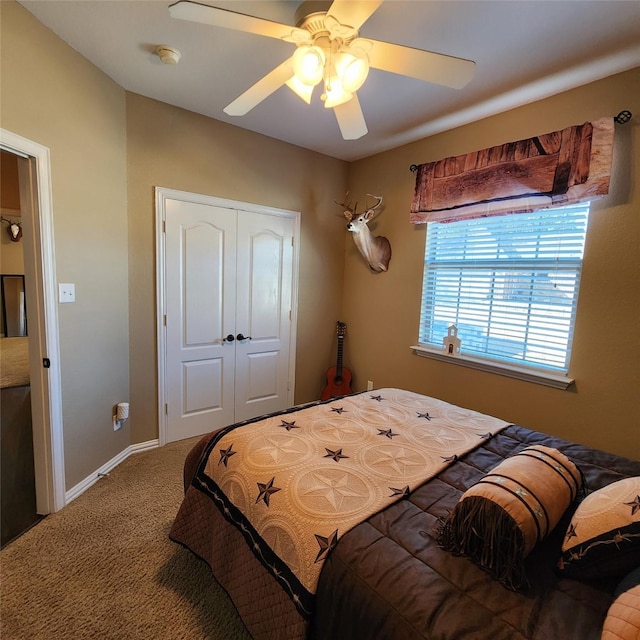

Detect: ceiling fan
[168,0,475,140]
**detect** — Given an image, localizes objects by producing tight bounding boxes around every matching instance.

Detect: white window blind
[419,203,590,373]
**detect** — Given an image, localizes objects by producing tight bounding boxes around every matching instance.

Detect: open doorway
[0,150,40,546]
[0,130,65,542]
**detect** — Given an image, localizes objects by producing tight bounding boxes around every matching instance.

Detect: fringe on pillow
[437,496,527,591]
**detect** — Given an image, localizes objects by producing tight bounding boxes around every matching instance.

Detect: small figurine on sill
[443,325,461,356]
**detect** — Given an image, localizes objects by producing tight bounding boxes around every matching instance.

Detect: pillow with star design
[558,476,640,581]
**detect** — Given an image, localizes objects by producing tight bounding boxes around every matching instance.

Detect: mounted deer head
[337,194,391,273]
[1,216,22,242]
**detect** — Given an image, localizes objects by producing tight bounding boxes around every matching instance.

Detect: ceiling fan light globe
[323,75,352,108]
[286,76,314,104]
[337,53,369,93]
[292,45,325,86]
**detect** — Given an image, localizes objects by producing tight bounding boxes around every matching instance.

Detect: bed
[170,388,640,640]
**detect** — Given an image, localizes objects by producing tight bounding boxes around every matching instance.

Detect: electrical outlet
[367,380,374,391]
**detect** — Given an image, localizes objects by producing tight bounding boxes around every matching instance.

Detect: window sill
[410,345,574,390]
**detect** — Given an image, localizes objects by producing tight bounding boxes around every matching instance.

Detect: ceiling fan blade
[169,0,293,40]
[327,0,383,30]
[333,95,368,140]
[368,40,475,89]
[224,59,293,116]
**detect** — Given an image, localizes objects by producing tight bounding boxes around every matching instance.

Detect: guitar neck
[336,336,344,378]
[321,322,350,400]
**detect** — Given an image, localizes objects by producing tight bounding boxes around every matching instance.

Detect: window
[418,203,590,375]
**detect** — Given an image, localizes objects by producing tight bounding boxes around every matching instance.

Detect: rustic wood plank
[410,117,614,223]
[429,154,558,211]
[571,122,593,187]
[463,150,479,172]
[537,131,562,155]
[514,139,533,161]
[411,163,435,213]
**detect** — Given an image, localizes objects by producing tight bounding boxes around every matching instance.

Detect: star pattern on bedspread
[378,428,398,439]
[314,529,338,563]
[624,495,640,515]
[254,435,306,465]
[256,477,281,506]
[218,444,237,467]
[416,412,432,420]
[441,454,458,462]
[370,395,384,402]
[301,471,369,511]
[331,407,346,414]
[279,420,299,431]
[317,422,362,442]
[423,427,464,446]
[369,447,424,476]
[565,523,578,540]
[389,485,410,498]
[324,448,349,462]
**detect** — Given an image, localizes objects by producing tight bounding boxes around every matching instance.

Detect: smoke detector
[156,45,181,65]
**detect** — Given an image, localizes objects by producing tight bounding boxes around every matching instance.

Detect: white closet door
[163,195,296,442]
[234,211,294,422]
[165,199,236,441]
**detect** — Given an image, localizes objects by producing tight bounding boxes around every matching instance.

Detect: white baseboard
[65,439,160,505]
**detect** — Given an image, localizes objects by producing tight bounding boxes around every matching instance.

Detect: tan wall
[344,68,640,460]
[126,95,347,443]
[1,2,130,488]
[0,231,24,275]
[1,150,21,210]
[0,151,24,277]
[0,151,24,336]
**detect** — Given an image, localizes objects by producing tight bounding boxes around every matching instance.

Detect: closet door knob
[223,334,235,342]
[236,333,252,341]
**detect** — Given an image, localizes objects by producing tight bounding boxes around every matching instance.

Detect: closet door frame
[155,187,300,446]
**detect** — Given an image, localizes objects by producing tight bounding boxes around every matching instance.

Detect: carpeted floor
[0,337,30,388]
[0,437,252,639]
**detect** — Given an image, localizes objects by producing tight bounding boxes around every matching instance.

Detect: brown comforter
[171,407,640,640]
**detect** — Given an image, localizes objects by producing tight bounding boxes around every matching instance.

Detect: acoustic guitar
[321,321,353,400]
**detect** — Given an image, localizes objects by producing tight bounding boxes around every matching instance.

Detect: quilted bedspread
[170,391,640,640]
[312,425,640,640]
[189,389,509,617]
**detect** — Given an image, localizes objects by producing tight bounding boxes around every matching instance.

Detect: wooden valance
[410,117,614,224]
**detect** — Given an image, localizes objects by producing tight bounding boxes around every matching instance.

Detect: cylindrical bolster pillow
[438,445,582,589]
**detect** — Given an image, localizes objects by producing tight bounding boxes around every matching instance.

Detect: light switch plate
[59,283,75,303]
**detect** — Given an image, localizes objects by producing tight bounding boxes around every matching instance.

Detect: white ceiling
[18,0,640,161]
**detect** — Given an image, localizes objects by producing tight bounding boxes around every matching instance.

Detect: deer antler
[335,192,359,222]
[364,194,383,218]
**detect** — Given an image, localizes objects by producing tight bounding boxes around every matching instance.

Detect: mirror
[1,275,27,337]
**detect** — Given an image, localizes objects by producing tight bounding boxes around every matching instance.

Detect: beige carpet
[0,337,30,388]
[0,437,252,640]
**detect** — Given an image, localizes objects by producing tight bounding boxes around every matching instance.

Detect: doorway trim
[1,128,65,513]
[155,187,300,446]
